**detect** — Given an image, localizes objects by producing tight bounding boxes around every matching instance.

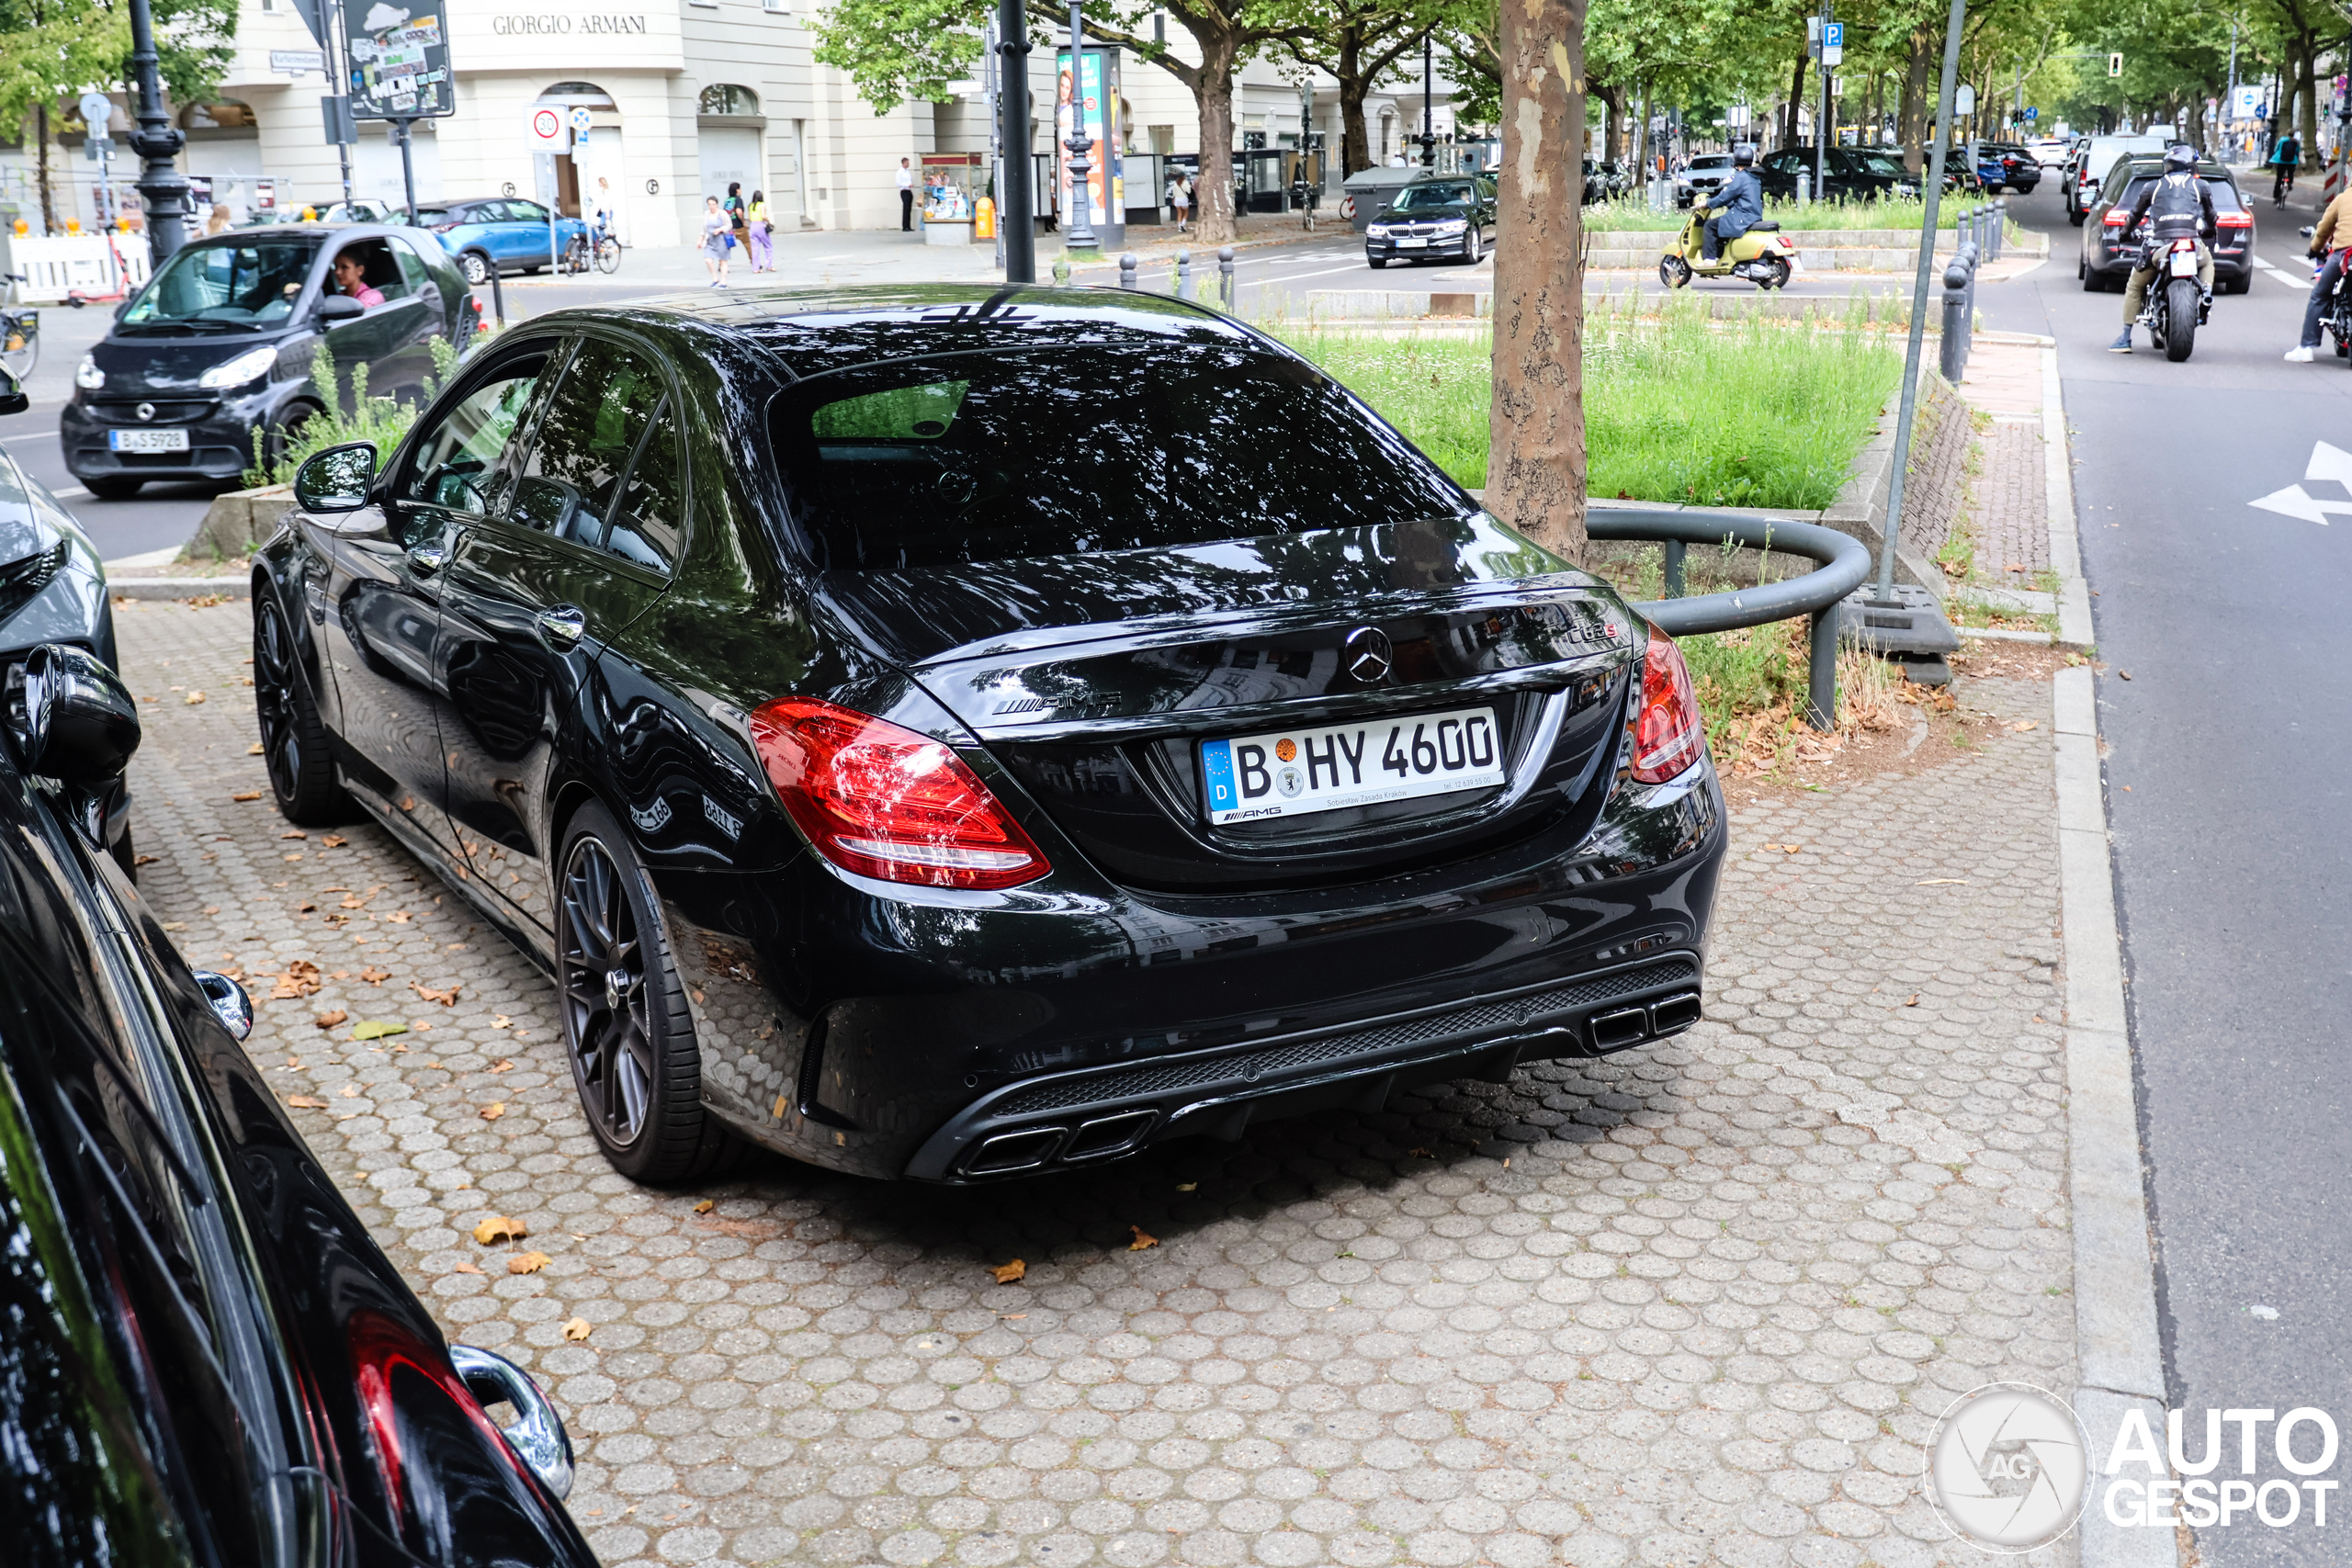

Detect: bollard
[1218,246,1236,307]
[1796,171,1811,207]
[1805,604,1839,730]
[1663,540,1687,599]
[1959,241,1978,366]
[1118,253,1137,289]
[1175,250,1193,300]
[1940,255,1972,381]
[1990,199,2006,261]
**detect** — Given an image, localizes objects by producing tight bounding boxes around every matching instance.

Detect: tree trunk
[1189,34,1241,242]
[35,107,55,236]
[1487,0,1587,564]
[2296,49,2320,167]
[1899,30,1931,171]
[1592,81,1625,164]
[1337,29,1370,180]
[1785,51,1809,148]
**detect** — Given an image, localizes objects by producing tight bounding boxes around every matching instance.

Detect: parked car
[1595,159,1633,199]
[253,288,1727,1186]
[0,642,597,1568]
[62,224,478,498]
[2079,155,2254,293]
[1977,142,2042,194]
[1758,146,1923,201]
[1675,152,1736,208]
[1365,174,1499,265]
[2029,137,2073,168]
[316,197,398,224]
[418,197,590,285]
[2064,133,2170,224]
[1338,164,1425,231]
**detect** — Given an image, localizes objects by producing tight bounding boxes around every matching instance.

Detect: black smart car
[63,224,479,498]
[1365,175,1499,266]
[0,642,594,1568]
[2079,156,2255,294]
[253,286,1725,1187]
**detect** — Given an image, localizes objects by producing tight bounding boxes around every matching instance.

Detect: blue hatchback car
[418,197,587,285]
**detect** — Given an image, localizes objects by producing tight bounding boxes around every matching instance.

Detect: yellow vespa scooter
[1659,197,1802,290]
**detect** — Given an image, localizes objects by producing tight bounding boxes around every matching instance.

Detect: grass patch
[1272,307,1901,509]
[1581,195,2030,242]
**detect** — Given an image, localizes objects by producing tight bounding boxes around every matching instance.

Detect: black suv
[62,225,478,498]
[2079,157,2254,294]
[1757,146,1923,202]
[1365,174,1500,265]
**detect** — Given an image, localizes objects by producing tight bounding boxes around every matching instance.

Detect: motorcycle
[2298,226,2352,362]
[1658,207,1802,290]
[2134,233,2210,363]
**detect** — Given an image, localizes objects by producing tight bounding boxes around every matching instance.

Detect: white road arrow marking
[2246,443,2352,524]
[2306,440,2352,488]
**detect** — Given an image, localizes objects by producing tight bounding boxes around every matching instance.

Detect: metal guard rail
[1584,507,1875,731]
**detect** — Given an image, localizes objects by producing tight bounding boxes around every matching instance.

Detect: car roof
[514,285,1258,380]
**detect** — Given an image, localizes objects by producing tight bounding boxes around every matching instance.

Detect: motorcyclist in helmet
[1700,144,1763,262]
[2110,143,2218,353]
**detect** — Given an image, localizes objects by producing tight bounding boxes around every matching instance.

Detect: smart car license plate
[1200,707,1505,825]
[1396,236,1428,248]
[2168,249,2197,277]
[108,428,189,454]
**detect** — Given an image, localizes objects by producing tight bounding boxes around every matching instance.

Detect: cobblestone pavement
[122,598,2077,1568]
[1970,419,2053,581]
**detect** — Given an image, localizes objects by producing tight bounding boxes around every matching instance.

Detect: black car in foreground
[63,224,479,498]
[2080,156,2255,294]
[253,286,1725,1187]
[1365,175,1499,265]
[0,644,593,1567]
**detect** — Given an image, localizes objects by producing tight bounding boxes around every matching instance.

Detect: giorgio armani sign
[490,12,648,32]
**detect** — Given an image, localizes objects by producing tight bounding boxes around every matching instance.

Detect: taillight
[2102,208,2129,227]
[1630,630,1704,784]
[432,220,459,233]
[748,697,1049,890]
[2218,213,2253,228]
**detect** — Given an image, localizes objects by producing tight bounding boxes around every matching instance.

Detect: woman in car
[330,249,383,308]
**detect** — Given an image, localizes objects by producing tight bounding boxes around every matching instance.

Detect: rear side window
[401,354,551,515]
[769,343,1469,573]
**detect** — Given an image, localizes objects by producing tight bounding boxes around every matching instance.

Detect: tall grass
[243,335,464,489]
[1581,195,2025,241]
[1272,308,1901,510]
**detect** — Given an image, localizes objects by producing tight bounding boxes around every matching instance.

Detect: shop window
[698,84,760,117]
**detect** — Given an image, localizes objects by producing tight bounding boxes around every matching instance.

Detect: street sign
[1823,44,1842,65]
[2026,107,2039,122]
[84,138,112,163]
[348,6,454,119]
[569,107,593,137]
[322,95,356,146]
[270,49,326,75]
[526,106,566,151]
[1822,22,1843,49]
[2234,85,2266,118]
[1954,84,1975,117]
[76,92,112,131]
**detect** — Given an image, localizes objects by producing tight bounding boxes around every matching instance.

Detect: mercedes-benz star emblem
[1340,626,1394,686]
[134,401,155,422]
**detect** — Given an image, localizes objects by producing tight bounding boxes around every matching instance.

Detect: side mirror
[0,373,24,416]
[317,294,366,324]
[13,644,140,787]
[293,441,377,513]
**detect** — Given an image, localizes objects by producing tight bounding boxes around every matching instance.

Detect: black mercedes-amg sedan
[0,644,593,1568]
[253,286,1726,1187]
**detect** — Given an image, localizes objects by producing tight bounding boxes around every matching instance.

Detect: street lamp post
[996,0,1034,282]
[126,0,190,265]
[1064,1,1098,252]
[1419,30,1435,167]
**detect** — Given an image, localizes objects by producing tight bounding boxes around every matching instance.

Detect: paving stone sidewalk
[121,598,2077,1568]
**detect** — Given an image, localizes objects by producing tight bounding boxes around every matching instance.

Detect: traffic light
[2108,52,2123,77]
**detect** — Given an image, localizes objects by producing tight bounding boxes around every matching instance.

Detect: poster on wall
[347,4,455,118]
[1054,46,1122,242]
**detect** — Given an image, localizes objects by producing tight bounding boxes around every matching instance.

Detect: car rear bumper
[654,761,1727,1181]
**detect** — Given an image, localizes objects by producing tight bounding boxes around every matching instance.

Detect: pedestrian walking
[1170,173,1190,233]
[700,195,732,286]
[746,189,773,271]
[2272,130,2301,208]
[724,181,748,247]
[898,157,915,231]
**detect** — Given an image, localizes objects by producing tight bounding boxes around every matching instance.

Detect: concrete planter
[188,483,297,561]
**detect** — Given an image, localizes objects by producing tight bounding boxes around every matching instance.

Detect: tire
[2081,257,2103,292]
[2222,271,2252,295]
[1756,256,1791,291]
[458,250,492,287]
[1367,256,1386,269]
[2068,206,2086,228]
[1660,255,1692,288]
[252,589,353,827]
[1461,227,1481,265]
[2163,277,2199,361]
[556,801,741,1184]
[522,265,542,276]
[85,477,141,500]
[595,238,622,275]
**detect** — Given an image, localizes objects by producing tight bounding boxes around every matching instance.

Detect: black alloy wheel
[253,591,351,825]
[556,802,740,1183]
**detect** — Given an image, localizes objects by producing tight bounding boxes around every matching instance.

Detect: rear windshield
[768,344,1469,573]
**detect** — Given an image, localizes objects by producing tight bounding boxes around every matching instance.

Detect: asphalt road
[1984,177,2352,1557]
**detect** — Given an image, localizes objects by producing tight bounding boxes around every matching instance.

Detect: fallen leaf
[472,1215,527,1245]
[1408,1146,1436,1158]
[489,1058,514,1073]
[2010,720,2039,731]
[1781,844,1802,855]
[1905,994,1920,1006]
[358,965,390,985]
[1128,1225,1159,1251]
[284,1055,303,1070]
[2118,670,2132,681]
[133,853,158,865]
[281,829,308,840]
[451,1260,483,1275]
[1176,1182,1197,1192]
[385,910,412,923]
[491,1015,512,1030]
[989,1258,1027,1284]
[184,690,206,705]
[246,742,265,755]
[479,1102,505,1122]
[335,1083,361,1100]
[413,982,459,1007]
[286,1094,330,1109]
[411,1021,434,1032]
[340,895,367,908]
[693,1200,715,1213]
[232,791,262,802]
[297,901,316,913]
[322,835,348,848]
[561,1316,593,1341]
[351,1020,407,1041]
[270,960,323,999]
[507,1251,551,1275]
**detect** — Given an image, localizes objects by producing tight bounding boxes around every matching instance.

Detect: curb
[2054,664,2174,1568]
[2042,342,2097,648]
[109,578,251,601]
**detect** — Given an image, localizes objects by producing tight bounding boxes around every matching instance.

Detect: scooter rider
[2285,184,2352,362]
[1700,145,1763,262]
[2110,143,2217,354]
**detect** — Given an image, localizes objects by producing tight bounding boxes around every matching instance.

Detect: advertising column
[1055,46,1123,249]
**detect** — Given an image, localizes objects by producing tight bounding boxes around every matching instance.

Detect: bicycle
[560,223,623,276]
[0,273,38,383]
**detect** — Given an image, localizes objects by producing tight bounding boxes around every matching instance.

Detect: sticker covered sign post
[346,3,454,223]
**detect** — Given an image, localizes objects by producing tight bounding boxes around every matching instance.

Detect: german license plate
[1396,236,1427,248]
[2168,249,2197,277]
[1200,706,1505,825]
[108,428,189,454]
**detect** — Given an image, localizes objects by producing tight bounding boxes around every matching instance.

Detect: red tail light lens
[1630,630,1704,784]
[748,697,1049,890]
[2102,208,2130,226]
[2217,213,2253,228]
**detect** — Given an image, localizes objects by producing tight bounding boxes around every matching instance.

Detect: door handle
[407,538,450,573]
[537,604,587,649]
